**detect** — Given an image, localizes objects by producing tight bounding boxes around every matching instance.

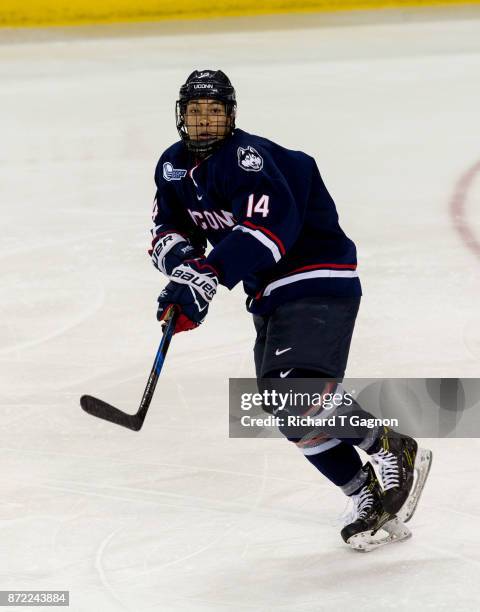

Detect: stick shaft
[136,311,177,421]
[80,309,178,430]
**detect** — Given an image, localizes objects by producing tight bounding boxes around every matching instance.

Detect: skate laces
[342,486,373,525]
[371,449,400,490]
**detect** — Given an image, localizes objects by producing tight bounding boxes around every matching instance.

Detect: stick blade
[80,395,143,431]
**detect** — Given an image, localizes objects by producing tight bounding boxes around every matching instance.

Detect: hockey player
[150,69,432,550]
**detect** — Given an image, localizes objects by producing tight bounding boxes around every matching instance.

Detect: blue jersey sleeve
[151,156,189,244]
[206,145,309,289]
[150,154,207,259]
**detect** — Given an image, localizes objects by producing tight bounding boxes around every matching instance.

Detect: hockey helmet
[176,69,236,157]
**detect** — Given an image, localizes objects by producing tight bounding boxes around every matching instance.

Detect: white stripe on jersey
[262,269,358,297]
[151,224,166,237]
[233,225,282,263]
[300,438,342,456]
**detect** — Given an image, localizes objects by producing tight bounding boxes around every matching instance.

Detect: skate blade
[397,448,433,523]
[348,518,412,553]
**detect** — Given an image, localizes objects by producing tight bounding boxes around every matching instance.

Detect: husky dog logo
[163,162,187,181]
[237,146,263,172]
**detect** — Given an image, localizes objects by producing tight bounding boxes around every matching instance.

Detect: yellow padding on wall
[1,0,478,27]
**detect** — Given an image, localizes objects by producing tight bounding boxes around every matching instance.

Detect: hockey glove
[150,232,200,276]
[157,259,219,333]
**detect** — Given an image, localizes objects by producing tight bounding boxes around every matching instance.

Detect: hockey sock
[332,397,380,450]
[289,436,363,489]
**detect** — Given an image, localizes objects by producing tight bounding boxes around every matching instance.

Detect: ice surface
[1,10,480,611]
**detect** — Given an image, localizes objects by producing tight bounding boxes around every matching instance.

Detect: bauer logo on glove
[170,264,217,301]
[157,259,219,333]
[151,232,198,276]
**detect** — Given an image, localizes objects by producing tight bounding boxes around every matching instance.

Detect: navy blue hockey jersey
[151,128,361,315]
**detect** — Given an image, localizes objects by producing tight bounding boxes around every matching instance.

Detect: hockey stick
[80,308,178,431]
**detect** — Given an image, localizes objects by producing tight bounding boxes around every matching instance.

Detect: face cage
[175,100,236,157]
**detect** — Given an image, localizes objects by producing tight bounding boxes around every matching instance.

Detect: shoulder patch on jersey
[237,146,263,172]
[163,162,187,181]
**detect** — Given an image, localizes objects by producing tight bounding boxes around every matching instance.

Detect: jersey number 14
[246,194,270,218]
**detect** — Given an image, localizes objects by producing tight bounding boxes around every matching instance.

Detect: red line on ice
[450,160,480,259]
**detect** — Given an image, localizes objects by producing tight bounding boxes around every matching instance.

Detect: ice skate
[397,446,433,523]
[369,428,432,522]
[341,462,411,552]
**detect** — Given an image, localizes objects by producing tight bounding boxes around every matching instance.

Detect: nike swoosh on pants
[275,347,292,356]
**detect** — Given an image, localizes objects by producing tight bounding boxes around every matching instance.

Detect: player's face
[184,99,230,142]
